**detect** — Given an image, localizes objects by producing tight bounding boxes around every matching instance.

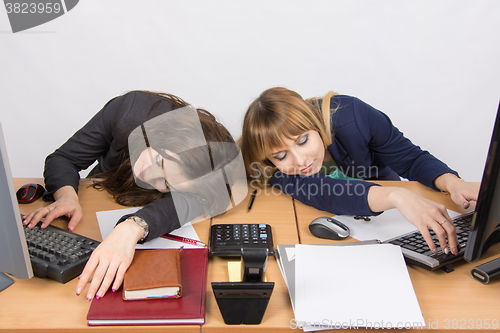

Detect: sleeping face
[266,130,326,176]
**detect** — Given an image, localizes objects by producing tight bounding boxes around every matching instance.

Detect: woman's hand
[368,186,459,255]
[434,173,480,209]
[23,186,83,231]
[75,218,144,301]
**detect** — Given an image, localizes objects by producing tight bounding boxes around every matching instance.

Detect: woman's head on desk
[91,92,240,216]
[240,87,335,186]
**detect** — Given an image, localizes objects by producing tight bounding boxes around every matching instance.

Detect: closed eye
[272,134,309,161]
[297,133,308,145]
[158,155,169,189]
[272,151,286,161]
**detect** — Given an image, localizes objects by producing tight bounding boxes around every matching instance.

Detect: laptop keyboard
[24,223,100,283]
[384,212,473,271]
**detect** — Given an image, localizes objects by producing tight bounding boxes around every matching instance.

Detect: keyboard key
[45,254,57,262]
[58,260,69,266]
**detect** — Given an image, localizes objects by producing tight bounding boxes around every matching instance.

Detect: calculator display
[209,224,274,256]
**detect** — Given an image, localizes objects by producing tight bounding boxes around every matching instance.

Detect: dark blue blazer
[270,95,458,216]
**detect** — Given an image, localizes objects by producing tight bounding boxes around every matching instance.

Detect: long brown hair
[239,87,337,187]
[90,91,234,210]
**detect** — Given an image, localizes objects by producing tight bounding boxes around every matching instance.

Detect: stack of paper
[277,243,425,331]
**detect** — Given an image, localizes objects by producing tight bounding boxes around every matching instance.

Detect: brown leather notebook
[123,248,182,300]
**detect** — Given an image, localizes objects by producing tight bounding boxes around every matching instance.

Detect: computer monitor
[464,101,500,262]
[0,123,33,292]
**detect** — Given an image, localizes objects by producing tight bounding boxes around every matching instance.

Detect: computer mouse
[16,183,45,204]
[309,217,350,240]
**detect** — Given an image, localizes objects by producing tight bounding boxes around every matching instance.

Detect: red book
[87,248,208,326]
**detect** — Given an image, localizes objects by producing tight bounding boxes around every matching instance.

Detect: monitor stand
[0,272,14,293]
[483,227,500,254]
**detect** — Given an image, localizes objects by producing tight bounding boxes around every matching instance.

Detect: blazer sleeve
[118,192,204,242]
[270,171,381,216]
[350,97,459,189]
[43,93,136,195]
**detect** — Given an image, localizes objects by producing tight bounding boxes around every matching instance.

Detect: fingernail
[431,248,438,254]
[95,295,101,300]
[87,297,92,302]
[68,227,73,232]
[76,287,82,295]
[444,247,450,255]
[452,248,458,255]
[112,289,116,293]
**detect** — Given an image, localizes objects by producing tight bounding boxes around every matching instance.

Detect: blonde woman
[240,87,478,257]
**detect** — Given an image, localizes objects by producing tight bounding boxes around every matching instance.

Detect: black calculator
[209,224,274,256]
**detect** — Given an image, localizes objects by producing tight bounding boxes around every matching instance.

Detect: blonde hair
[239,87,338,187]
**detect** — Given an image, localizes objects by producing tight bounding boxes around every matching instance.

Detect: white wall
[1,0,499,182]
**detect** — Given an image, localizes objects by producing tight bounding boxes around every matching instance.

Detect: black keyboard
[24,223,100,283]
[384,212,473,272]
[209,224,274,256]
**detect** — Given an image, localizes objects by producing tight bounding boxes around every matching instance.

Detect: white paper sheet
[96,207,202,249]
[333,208,461,242]
[294,244,425,331]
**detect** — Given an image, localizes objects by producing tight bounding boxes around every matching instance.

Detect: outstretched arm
[367,186,459,255]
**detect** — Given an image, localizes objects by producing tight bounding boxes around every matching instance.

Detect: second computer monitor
[464,101,500,262]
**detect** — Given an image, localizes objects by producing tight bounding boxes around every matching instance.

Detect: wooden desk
[1,179,499,332]
[294,181,500,331]
[2,179,203,333]
[204,188,298,333]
